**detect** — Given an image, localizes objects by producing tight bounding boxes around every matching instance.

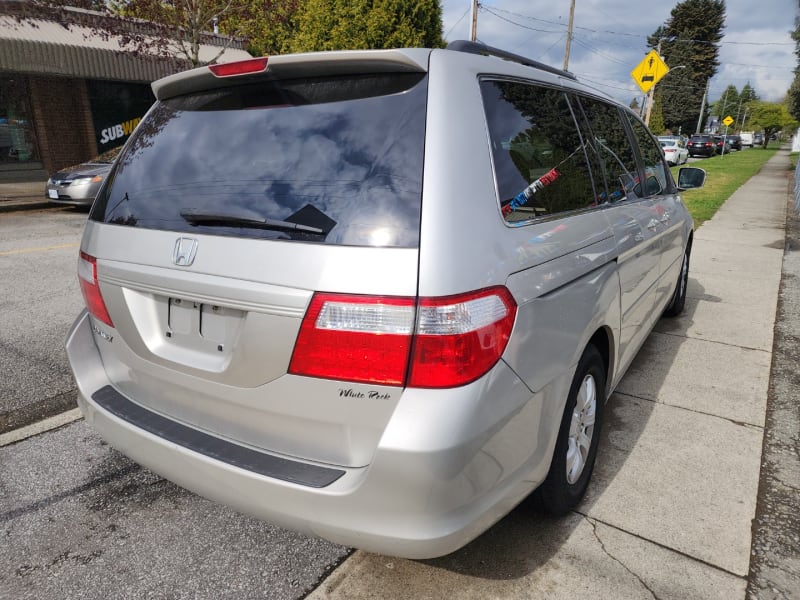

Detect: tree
[648,0,726,134]
[789,1,800,120]
[649,89,666,134]
[107,0,265,66]
[14,0,276,67]
[710,85,739,121]
[739,82,759,105]
[289,0,444,52]
[223,0,301,56]
[748,101,797,147]
[733,82,759,131]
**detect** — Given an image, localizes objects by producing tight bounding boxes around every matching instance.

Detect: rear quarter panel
[420,50,622,394]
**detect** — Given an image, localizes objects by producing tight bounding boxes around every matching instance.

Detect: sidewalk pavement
[308,150,793,599]
[0,180,51,212]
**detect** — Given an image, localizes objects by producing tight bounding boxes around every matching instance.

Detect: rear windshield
[90,73,428,248]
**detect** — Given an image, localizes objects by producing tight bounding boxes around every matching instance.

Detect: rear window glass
[90,73,428,248]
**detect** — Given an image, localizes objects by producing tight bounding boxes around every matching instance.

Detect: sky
[440,0,796,106]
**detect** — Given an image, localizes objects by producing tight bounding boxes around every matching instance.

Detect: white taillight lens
[417,294,511,335]
[316,301,414,334]
[78,251,113,327]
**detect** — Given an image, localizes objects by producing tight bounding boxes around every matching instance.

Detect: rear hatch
[82,51,430,468]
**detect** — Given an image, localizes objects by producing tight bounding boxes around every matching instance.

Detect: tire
[663,247,690,317]
[534,344,606,515]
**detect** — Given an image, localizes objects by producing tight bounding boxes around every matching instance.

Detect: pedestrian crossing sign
[631,50,670,94]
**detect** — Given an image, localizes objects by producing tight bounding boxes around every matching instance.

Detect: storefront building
[0,3,250,181]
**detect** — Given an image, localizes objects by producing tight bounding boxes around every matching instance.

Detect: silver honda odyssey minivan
[67,41,703,558]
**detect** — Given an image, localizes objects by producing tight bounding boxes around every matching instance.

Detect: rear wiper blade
[180,208,324,234]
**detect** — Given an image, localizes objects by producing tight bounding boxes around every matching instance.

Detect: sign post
[720,115,734,158]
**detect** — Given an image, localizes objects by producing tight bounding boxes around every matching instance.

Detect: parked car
[753,133,764,146]
[739,132,754,147]
[687,134,716,157]
[726,134,742,151]
[713,135,731,155]
[658,135,689,165]
[66,41,705,559]
[45,146,122,206]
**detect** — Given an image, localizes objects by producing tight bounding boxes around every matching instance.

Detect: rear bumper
[66,310,555,558]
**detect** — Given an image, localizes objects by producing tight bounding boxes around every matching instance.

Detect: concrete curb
[0,199,56,213]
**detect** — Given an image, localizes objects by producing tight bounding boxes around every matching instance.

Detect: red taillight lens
[208,57,269,77]
[288,287,517,388]
[289,294,415,385]
[78,251,113,327]
[408,287,517,388]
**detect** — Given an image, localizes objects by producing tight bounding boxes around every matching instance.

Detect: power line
[482,6,794,47]
[570,37,630,67]
[479,7,562,35]
[444,6,471,40]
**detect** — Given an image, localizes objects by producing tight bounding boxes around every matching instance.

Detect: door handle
[647,219,659,231]
[660,211,671,223]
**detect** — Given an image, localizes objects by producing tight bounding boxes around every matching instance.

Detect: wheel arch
[587,326,613,399]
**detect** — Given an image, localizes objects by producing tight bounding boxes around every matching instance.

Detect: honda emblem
[172,237,198,266]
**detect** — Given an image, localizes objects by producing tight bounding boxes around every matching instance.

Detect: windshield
[90,73,428,248]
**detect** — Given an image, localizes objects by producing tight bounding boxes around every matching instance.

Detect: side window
[574,96,640,203]
[625,113,669,197]
[480,79,597,223]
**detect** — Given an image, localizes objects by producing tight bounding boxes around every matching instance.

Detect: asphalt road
[0,207,86,432]
[0,419,350,599]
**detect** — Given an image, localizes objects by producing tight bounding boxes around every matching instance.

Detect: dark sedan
[687,134,716,157]
[726,135,742,151]
[45,146,121,206]
[713,135,731,155]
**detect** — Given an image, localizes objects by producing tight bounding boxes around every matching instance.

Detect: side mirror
[677,167,706,190]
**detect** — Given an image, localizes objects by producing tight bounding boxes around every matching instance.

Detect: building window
[87,80,154,152]
[0,76,40,164]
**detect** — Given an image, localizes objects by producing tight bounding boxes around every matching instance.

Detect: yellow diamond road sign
[631,50,670,94]
[723,115,734,127]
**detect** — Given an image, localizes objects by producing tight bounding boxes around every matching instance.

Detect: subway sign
[99,117,142,145]
[87,80,154,152]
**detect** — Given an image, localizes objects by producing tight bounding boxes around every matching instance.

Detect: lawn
[671,148,778,227]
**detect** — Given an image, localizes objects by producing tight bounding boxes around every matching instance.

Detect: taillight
[208,57,269,77]
[78,251,113,327]
[288,287,517,388]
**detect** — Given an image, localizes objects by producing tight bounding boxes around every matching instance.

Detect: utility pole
[563,0,576,71]
[644,39,662,127]
[470,0,479,42]
[696,80,710,134]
